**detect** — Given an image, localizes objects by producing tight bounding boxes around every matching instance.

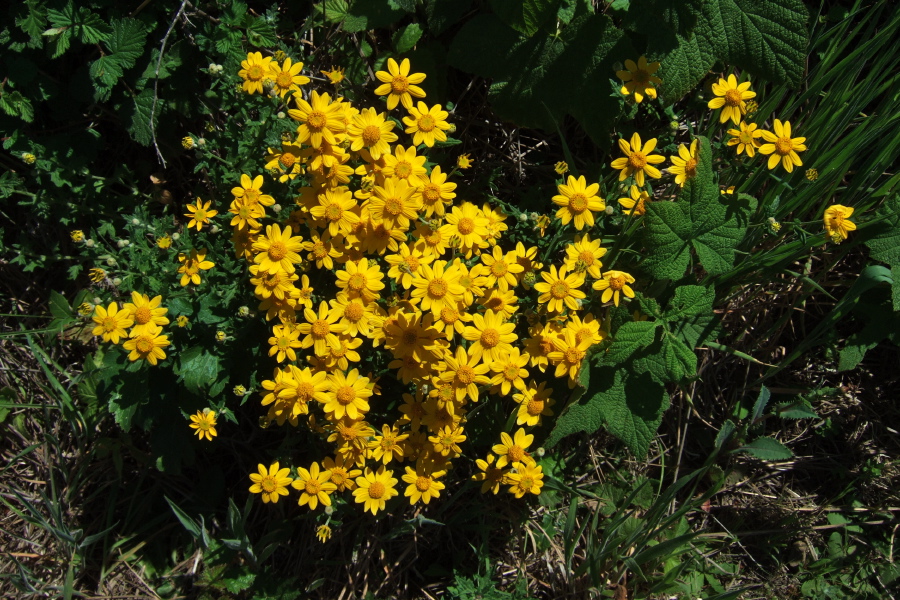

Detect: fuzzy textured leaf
[865,196,900,267]
[177,346,219,394]
[738,436,793,460]
[489,0,563,36]
[604,320,660,363]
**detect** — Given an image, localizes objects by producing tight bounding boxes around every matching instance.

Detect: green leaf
[110,365,149,431]
[107,18,147,63]
[245,16,278,47]
[489,0,563,36]
[628,0,702,36]
[425,0,474,35]
[865,196,900,267]
[126,88,156,146]
[643,137,750,279]
[604,320,660,363]
[388,0,418,11]
[48,290,72,320]
[775,400,817,419]
[178,346,220,394]
[15,0,48,44]
[737,436,793,460]
[341,0,406,32]
[0,91,35,123]
[46,2,110,47]
[165,496,203,539]
[393,23,423,53]
[750,385,770,423]
[664,285,716,320]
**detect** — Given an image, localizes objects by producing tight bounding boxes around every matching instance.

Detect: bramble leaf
[865,196,900,267]
[393,23,423,53]
[603,320,660,363]
[177,346,220,394]
[489,0,563,37]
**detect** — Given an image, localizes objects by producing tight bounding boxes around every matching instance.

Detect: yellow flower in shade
[370,178,422,230]
[403,102,451,147]
[478,287,519,319]
[316,334,363,372]
[328,418,374,465]
[323,368,373,421]
[347,107,397,160]
[252,224,304,275]
[566,312,606,347]
[70,230,84,242]
[433,301,472,342]
[402,461,446,505]
[288,90,346,149]
[309,187,360,237]
[382,145,428,186]
[479,246,524,291]
[291,462,337,510]
[616,56,661,103]
[823,204,856,243]
[493,428,535,469]
[181,136,194,149]
[384,311,441,362]
[157,234,173,249]
[272,365,330,421]
[304,233,342,270]
[668,139,700,187]
[92,302,134,344]
[759,119,807,173]
[708,74,756,125]
[189,410,217,441]
[506,463,544,498]
[429,425,466,457]
[264,143,305,183]
[473,454,507,494]
[727,121,763,157]
[323,454,362,491]
[513,381,555,427]
[563,234,607,279]
[89,268,106,283]
[618,185,651,217]
[411,260,465,316]
[418,166,457,217]
[534,265,586,313]
[335,258,385,302]
[268,324,302,362]
[77,302,93,317]
[22,152,37,164]
[386,242,434,289]
[457,154,473,169]
[297,301,347,355]
[123,291,169,336]
[353,467,399,515]
[721,186,735,195]
[122,323,170,365]
[368,424,409,465]
[249,462,293,504]
[806,168,819,181]
[316,524,332,543]
[321,66,345,85]
[374,57,427,110]
[184,198,218,231]
[552,175,605,230]
[523,322,563,373]
[514,242,544,281]
[440,345,491,403]
[232,174,275,207]
[554,161,569,175]
[462,309,518,366]
[441,202,489,258]
[490,347,530,396]
[610,133,665,187]
[238,52,274,94]
[534,214,550,237]
[268,57,310,98]
[176,315,189,328]
[548,329,591,383]
[593,270,636,307]
[328,292,378,337]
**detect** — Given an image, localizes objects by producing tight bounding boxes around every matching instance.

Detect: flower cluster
[91,291,171,365]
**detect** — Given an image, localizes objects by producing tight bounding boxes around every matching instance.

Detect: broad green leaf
[604,320,660,363]
[425,0,474,35]
[110,366,149,431]
[737,436,793,460]
[664,285,716,320]
[652,14,719,103]
[631,333,697,383]
[628,0,702,36]
[865,196,900,267]
[47,2,110,47]
[388,0,418,11]
[489,0,563,36]
[0,91,35,123]
[393,23,423,53]
[775,400,817,420]
[178,346,219,394]
[341,0,406,32]
[126,89,156,146]
[108,18,147,63]
[48,290,72,319]
[15,0,47,44]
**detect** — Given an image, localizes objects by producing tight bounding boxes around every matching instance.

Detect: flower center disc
[312,320,330,336]
[276,72,293,88]
[576,328,592,345]
[325,204,343,221]
[102,317,117,332]
[579,251,595,267]
[297,382,315,401]
[391,76,409,93]
[456,366,474,384]
[504,365,520,380]
[344,303,364,321]
[423,185,441,202]
[336,386,356,405]
[569,194,588,213]
[248,65,264,81]
[307,111,326,129]
[348,273,367,291]
[550,281,570,299]
[608,275,625,291]
[384,198,403,216]
[261,476,277,493]
[268,241,288,261]
[628,152,647,169]
[279,153,297,168]
[775,137,793,155]
[440,307,458,323]
[684,158,698,177]
[418,115,435,131]
[480,328,500,348]
[457,218,475,235]
[724,89,743,107]
[508,446,524,462]
[395,163,412,179]
[428,279,448,297]
[362,125,382,145]
[402,330,419,346]
[520,476,534,490]
[633,69,650,85]
[527,398,544,415]
[136,337,154,353]
[739,132,754,144]
[305,480,321,494]
[416,477,431,492]
[564,347,584,364]
[368,481,386,499]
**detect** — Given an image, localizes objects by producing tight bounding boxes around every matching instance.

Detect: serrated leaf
[604,320,660,363]
[47,3,110,46]
[0,91,35,123]
[178,346,219,394]
[127,89,156,146]
[664,285,716,319]
[659,333,697,381]
[107,18,147,63]
[738,436,793,460]
[489,0,563,37]
[388,0,418,11]
[865,196,900,267]
[393,23,423,53]
[341,0,406,32]
[750,385,770,423]
[245,17,278,47]
[425,0,474,35]
[15,0,47,43]
[628,0,702,36]
[775,400,817,419]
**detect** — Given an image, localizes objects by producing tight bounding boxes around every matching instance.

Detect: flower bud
[111,277,122,286]
[85,239,95,248]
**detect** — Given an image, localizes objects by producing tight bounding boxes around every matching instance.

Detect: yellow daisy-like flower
[429,425,466,457]
[592,270,636,307]
[479,246,524,291]
[552,175,605,230]
[708,74,756,125]
[176,315,189,328]
[402,461,446,505]
[249,462,293,504]
[229,197,265,231]
[403,102,451,147]
[177,249,215,287]
[249,265,297,301]
[232,174,275,207]
[462,309,518,367]
[490,347,529,396]
[534,265,586,313]
[157,234,173,249]
[554,161,569,175]
[457,154,473,169]
[514,242,544,283]
[238,52,273,95]
[386,242,434,289]
[268,57,310,98]
[513,381,554,427]
[70,230,84,242]
[478,287,519,318]
[347,107,398,160]
[184,198,218,231]
[353,466,399,515]
[309,187,360,237]
[297,301,347,356]
[418,166,457,217]
[268,324,302,363]
[328,292,378,337]
[566,312,606,347]
[123,291,169,336]
[433,301,472,342]
[122,323,170,365]
[440,345,491,403]
[316,334,363,372]
[252,224,304,275]
[264,142,305,182]
[89,268,106,283]
[563,234,607,279]
[548,329,591,383]
[370,178,422,231]
[472,454,507,495]
[382,144,428,186]
[323,454,362,491]
[758,119,807,173]
[336,258,385,303]
[291,462,337,510]
[316,525,332,543]
[506,463,544,498]
[441,202,489,258]
[288,90,346,149]
[616,56,661,104]
[492,428,535,469]
[321,66,345,85]
[189,410,217,441]
[303,233,342,270]
[668,139,700,187]
[92,302,134,344]
[368,424,409,465]
[374,57,427,110]
[610,133,665,187]
[823,204,856,243]
[323,368,373,421]
[618,185,651,217]
[727,121,763,157]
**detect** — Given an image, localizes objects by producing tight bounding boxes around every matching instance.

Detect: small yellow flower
[457,154,473,169]
[805,168,819,181]
[767,217,782,234]
[374,57,427,110]
[92,302,134,344]
[189,410,218,441]
[823,204,856,243]
[122,323,170,365]
[534,214,550,237]
[316,524,332,543]
[616,56,662,103]
[552,175,605,230]
[249,462,293,504]
[233,384,247,396]
[215,330,226,342]
[89,268,106,283]
[157,234,173,249]
[238,52,274,95]
[727,121,763,157]
[352,466,399,515]
[70,230,84,243]
[177,249,215,286]
[492,428,535,469]
[472,454,507,494]
[554,161,569,175]
[592,270,636,307]
[506,463,544,498]
[708,74,756,124]
[759,119,807,173]
[610,133,665,187]
[668,139,699,187]
[181,136,195,149]
[321,67,345,85]
[402,102,451,147]
[268,57,310,98]
[77,302,93,317]
[291,462,338,510]
[618,185,651,216]
[176,315,189,327]
[184,198,218,231]
[22,152,37,164]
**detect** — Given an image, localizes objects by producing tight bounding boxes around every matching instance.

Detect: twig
[150,0,189,168]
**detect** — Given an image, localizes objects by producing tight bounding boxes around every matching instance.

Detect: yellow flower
[264,143,305,183]
[316,524,332,543]
[232,174,275,207]
[89,268,106,283]
[479,245,524,291]
[548,329,591,383]
[386,242,434,289]
[77,302,93,317]
[268,324,302,362]
[402,461,446,505]
[22,152,37,164]
[417,165,457,218]
[268,57,310,98]
[368,424,409,465]
[720,186,736,195]
[189,410,217,441]
[403,102,451,147]
[563,234,607,279]
[181,136,194,149]
[534,265,586,313]
[566,312,606,347]
[457,154,473,169]
[252,224,304,275]
[323,454,362,491]
[122,323,170,365]
[347,107,397,160]
[374,57,427,110]
[441,202,488,258]
[248,462,293,504]
[157,234,173,249]
[462,309,518,367]
[321,66,345,85]
[440,345,491,403]
[304,233,342,270]
[759,119,807,173]
[335,258,385,303]
[506,463,544,498]
[370,178,422,230]
[353,466,399,515]
[238,52,274,95]
[610,133,665,187]
[534,214,550,238]
[554,161,569,175]
[123,291,169,336]
[70,230,84,242]
[492,428,535,469]
[513,381,555,427]
[592,270,636,307]
[478,287,519,319]
[297,301,347,356]
[806,168,819,181]
[411,260,465,316]
[616,56,661,103]
[472,454,507,494]
[309,187,360,237]
[708,74,756,124]
[727,121,763,157]
[823,204,856,243]
[323,368,373,421]
[428,425,466,457]
[288,90,346,149]
[291,462,337,510]
[382,144,428,186]
[668,139,700,187]
[176,315,189,327]
[489,347,529,396]
[184,197,218,231]
[618,185,651,217]
[92,302,134,344]
[233,385,247,396]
